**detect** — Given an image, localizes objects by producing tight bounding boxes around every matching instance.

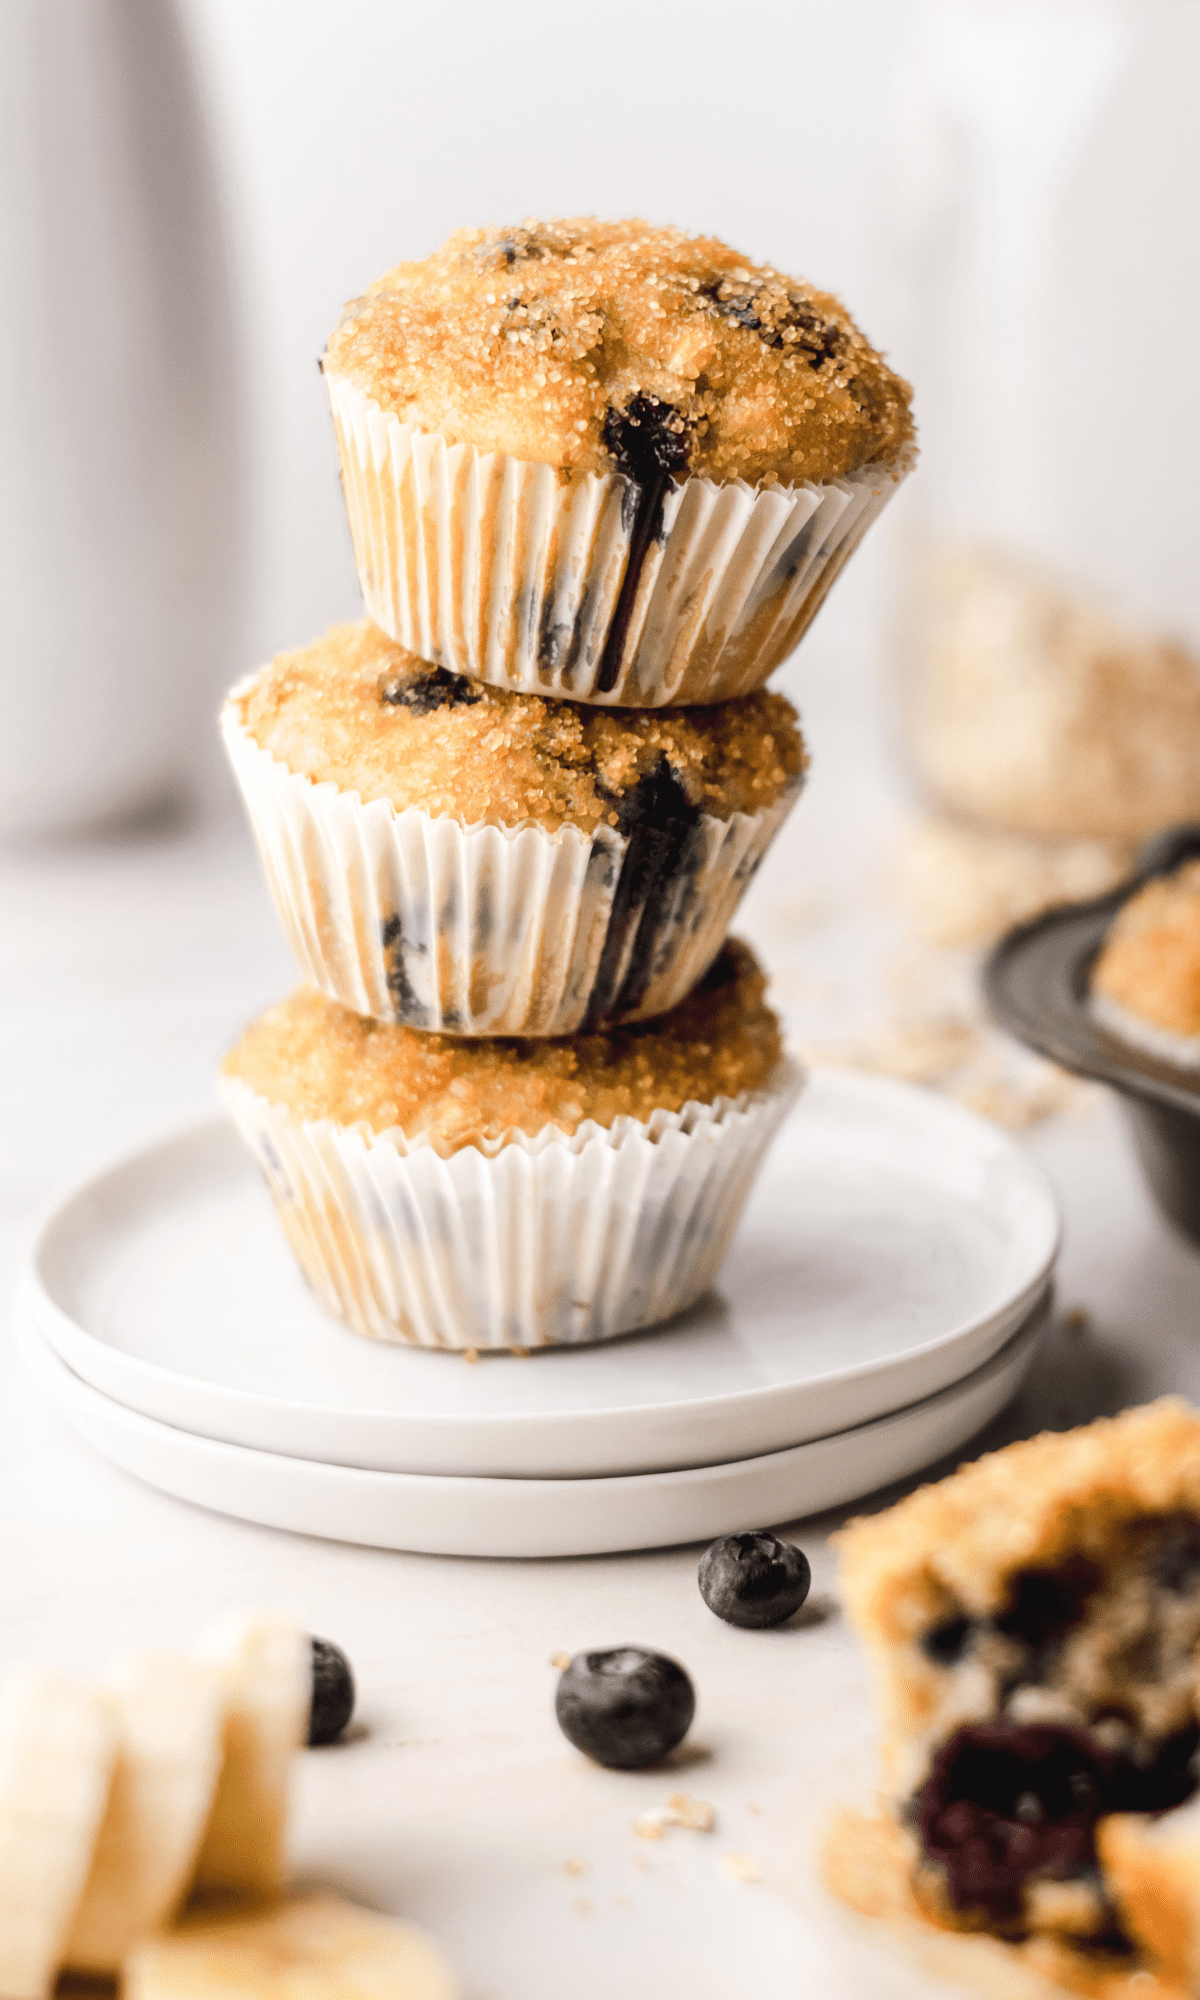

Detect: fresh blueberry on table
[555,1647,695,1769]
[698,1531,812,1629]
[309,1635,356,1745]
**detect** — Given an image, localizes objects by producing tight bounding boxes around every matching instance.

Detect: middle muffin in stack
[223,620,804,1035]
[221,216,914,1352]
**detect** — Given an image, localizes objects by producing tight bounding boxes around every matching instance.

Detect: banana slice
[65,1651,227,1974]
[191,1610,310,1896]
[123,1891,459,1999]
[0,1668,117,2000]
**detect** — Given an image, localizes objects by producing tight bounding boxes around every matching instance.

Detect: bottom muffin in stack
[222,940,799,1352]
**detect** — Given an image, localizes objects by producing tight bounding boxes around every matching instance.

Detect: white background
[3,12,1200,1993]
[181,0,911,682]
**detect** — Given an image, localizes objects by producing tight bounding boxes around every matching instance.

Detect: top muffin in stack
[221,218,913,1349]
[323,216,914,707]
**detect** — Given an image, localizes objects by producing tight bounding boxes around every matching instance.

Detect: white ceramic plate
[20,1298,1049,1559]
[24,1070,1059,1479]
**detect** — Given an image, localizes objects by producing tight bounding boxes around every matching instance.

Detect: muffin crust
[237,621,805,833]
[324,217,914,488]
[223,940,783,1152]
[1092,864,1200,1042]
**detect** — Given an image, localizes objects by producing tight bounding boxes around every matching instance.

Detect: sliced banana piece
[0,1668,117,2000]
[124,1891,458,1999]
[65,1651,227,1974]
[191,1610,310,1896]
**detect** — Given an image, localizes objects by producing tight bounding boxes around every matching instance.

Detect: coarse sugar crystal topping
[222,940,785,1152]
[324,217,914,487]
[237,622,805,833]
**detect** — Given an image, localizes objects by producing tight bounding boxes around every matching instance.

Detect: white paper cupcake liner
[221,1062,802,1350]
[221,692,801,1035]
[326,372,913,707]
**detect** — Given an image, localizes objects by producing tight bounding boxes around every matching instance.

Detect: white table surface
[3,693,1199,2000]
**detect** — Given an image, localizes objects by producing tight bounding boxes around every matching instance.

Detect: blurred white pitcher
[0,0,241,835]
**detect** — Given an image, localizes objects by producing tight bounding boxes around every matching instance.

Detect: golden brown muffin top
[1092,862,1200,1040]
[324,217,914,487]
[838,1400,1200,1645]
[235,622,805,834]
[223,940,785,1151]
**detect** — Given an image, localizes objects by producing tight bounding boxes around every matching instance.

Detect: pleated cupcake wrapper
[221,1062,803,1349]
[326,372,913,707]
[222,694,800,1035]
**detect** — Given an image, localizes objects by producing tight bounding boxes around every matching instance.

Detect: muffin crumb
[721,1851,762,1883]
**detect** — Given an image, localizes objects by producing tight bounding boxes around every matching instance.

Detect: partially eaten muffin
[836,1402,1200,1984]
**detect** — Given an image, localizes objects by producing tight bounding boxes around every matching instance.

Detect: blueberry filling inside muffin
[837,1407,1200,1976]
[380,665,483,714]
[597,393,694,695]
[915,1722,1199,1934]
[905,1514,1200,1940]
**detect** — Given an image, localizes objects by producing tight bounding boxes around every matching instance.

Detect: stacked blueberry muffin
[220,217,915,1351]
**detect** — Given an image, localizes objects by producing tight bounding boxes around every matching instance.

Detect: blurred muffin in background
[323,217,915,706]
[1091,859,1200,1068]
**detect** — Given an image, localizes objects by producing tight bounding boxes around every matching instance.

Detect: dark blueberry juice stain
[694,943,740,993]
[915,1721,1200,1932]
[381,914,430,1027]
[380,667,483,716]
[596,395,692,695]
[583,756,701,1028]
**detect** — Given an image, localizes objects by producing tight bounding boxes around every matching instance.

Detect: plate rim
[23,1297,1049,1495]
[25,1069,1061,1465]
[20,1305,1048,1557]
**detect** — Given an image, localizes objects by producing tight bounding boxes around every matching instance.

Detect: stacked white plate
[18,1070,1059,1559]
